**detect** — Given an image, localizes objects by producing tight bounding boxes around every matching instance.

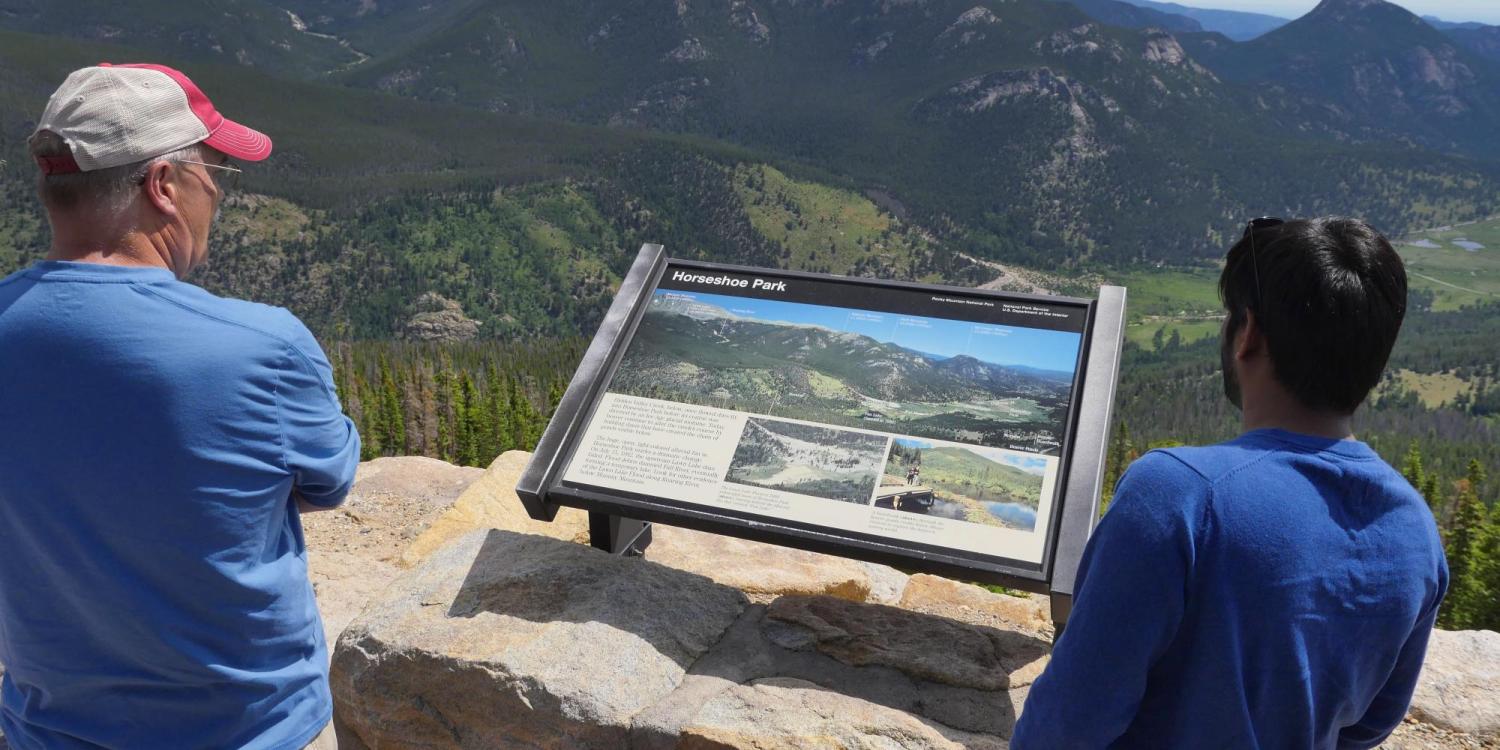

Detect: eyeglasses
[1241,216,1284,307]
[177,158,242,193]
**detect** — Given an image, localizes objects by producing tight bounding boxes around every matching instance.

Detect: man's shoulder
[1124,446,1234,489]
[1144,439,1278,486]
[1110,444,1267,518]
[145,282,316,354]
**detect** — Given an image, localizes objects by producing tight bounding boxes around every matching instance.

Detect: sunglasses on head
[1242,216,1285,307]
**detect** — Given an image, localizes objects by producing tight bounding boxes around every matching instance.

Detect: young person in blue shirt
[0,64,359,749]
[1012,217,1448,749]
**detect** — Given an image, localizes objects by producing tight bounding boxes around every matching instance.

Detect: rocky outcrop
[304,456,482,644]
[333,527,1045,749]
[1408,628,1500,735]
[333,529,749,748]
[728,0,770,45]
[936,7,1001,49]
[647,525,909,604]
[664,37,710,63]
[400,450,590,565]
[401,292,480,342]
[677,678,1004,750]
[609,76,712,129]
[322,451,1500,749]
[332,452,1053,749]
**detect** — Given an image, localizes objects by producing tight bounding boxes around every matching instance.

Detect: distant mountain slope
[1444,25,1500,64]
[1183,0,1500,157]
[0,0,363,78]
[293,0,1500,265]
[1054,0,1202,33]
[4,1,1500,275]
[0,28,657,204]
[1422,16,1488,31]
[1122,0,1287,40]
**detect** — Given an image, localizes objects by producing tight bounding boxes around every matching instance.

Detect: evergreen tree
[483,367,508,456]
[1101,421,1133,515]
[507,377,531,451]
[459,372,483,467]
[358,373,382,460]
[1439,460,1488,629]
[1401,441,1425,493]
[545,379,566,421]
[434,366,454,463]
[1421,472,1444,528]
[1465,504,1500,631]
[378,354,406,456]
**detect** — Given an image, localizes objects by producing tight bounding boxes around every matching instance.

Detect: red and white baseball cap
[33,62,273,175]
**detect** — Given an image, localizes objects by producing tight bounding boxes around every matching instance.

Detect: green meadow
[1398,216,1500,311]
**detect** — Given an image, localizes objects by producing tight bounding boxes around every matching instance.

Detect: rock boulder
[332,529,749,749]
[647,525,909,604]
[304,456,482,644]
[400,451,590,566]
[1408,628,1500,735]
[323,451,1497,749]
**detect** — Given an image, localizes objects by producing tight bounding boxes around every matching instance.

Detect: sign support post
[589,512,652,556]
[1044,285,1126,639]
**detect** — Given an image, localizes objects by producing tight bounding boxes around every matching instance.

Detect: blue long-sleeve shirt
[1013,429,1447,749]
[0,261,360,750]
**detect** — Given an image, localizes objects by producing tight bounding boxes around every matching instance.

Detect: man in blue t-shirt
[0,64,359,749]
[1013,217,1448,748]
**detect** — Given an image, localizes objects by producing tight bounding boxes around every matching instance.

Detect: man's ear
[1236,310,1266,361]
[142,160,180,218]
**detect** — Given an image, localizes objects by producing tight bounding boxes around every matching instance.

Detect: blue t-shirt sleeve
[277,316,360,508]
[1012,451,1207,748]
[1337,559,1449,749]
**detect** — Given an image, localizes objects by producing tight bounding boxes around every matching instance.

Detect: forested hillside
[6,2,1500,267]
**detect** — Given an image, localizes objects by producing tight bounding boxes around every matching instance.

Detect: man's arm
[295,491,338,514]
[1011,451,1207,748]
[279,318,360,510]
[1336,564,1449,749]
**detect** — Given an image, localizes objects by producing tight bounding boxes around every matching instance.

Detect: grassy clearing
[1124,318,1222,349]
[733,163,936,279]
[1111,268,1222,319]
[1391,369,1472,409]
[1107,268,1223,350]
[1398,216,1500,311]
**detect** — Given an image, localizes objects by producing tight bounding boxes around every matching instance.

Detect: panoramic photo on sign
[561,264,1088,565]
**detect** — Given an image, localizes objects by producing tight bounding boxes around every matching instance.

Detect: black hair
[1219,216,1407,415]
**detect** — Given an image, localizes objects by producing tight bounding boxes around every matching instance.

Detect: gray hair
[29,130,209,216]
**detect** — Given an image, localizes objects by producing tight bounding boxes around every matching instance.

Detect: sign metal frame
[518,244,1126,632]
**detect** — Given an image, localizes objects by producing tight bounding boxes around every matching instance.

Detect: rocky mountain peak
[1305,0,1424,26]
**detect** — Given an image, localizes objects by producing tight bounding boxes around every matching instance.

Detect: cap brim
[202,118,272,162]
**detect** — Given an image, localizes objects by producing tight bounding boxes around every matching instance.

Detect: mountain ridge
[1181,0,1500,157]
[1118,0,1286,39]
[3,1,1499,283]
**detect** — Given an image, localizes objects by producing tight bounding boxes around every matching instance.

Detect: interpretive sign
[518,244,1125,629]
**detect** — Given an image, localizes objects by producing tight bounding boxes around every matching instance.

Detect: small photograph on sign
[879,437,1047,532]
[725,417,887,505]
